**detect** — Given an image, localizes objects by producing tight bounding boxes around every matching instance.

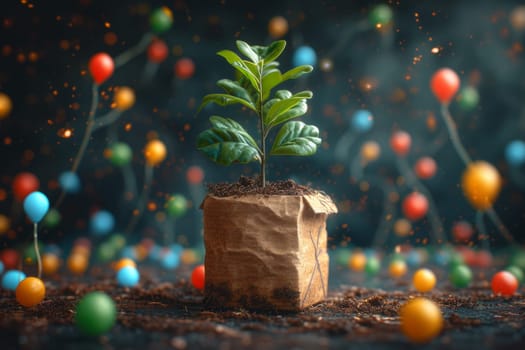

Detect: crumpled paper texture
[202,192,337,311]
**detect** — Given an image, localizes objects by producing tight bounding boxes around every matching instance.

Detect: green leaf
[198,93,257,113]
[263,61,280,72]
[262,40,286,63]
[266,101,308,129]
[264,91,312,127]
[217,79,254,104]
[217,50,259,91]
[275,90,292,100]
[208,116,259,149]
[236,40,259,63]
[263,98,279,117]
[262,68,283,101]
[282,65,313,81]
[270,121,322,156]
[197,116,261,165]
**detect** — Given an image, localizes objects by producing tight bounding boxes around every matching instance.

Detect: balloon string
[92,109,122,132]
[334,130,357,162]
[440,104,472,166]
[350,154,365,181]
[33,223,42,279]
[54,84,99,210]
[396,157,446,245]
[126,163,154,233]
[485,207,515,244]
[114,32,154,69]
[164,216,175,246]
[475,210,490,250]
[372,183,397,248]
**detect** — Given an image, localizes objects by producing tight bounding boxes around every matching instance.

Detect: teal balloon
[109,142,132,167]
[165,194,188,218]
[334,248,351,266]
[365,256,381,276]
[150,7,173,33]
[23,191,50,223]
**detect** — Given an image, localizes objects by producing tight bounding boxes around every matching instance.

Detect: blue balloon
[293,45,317,67]
[59,171,81,194]
[160,251,180,270]
[23,191,50,223]
[90,210,115,236]
[406,250,423,267]
[170,244,184,255]
[116,266,140,287]
[505,140,525,166]
[2,270,26,291]
[120,246,137,260]
[351,110,374,132]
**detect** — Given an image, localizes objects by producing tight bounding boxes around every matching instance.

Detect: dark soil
[206,176,317,197]
[1,265,525,349]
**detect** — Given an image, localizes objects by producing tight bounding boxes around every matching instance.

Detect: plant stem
[258,61,266,188]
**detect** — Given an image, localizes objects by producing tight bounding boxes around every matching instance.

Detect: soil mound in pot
[206,176,317,197]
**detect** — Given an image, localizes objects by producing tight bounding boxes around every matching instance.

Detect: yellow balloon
[0,93,13,119]
[461,161,501,211]
[114,87,135,111]
[144,139,167,166]
[361,141,381,162]
[348,251,367,272]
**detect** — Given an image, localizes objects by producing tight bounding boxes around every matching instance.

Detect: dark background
[1,0,525,250]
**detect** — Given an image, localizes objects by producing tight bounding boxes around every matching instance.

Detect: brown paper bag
[202,192,337,311]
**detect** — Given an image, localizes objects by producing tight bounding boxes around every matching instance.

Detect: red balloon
[457,246,476,266]
[147,39,169,63]
[491,271,518,296]
[12,172,40,202]
[88,52,114,84]
[402,192,429,221]
[430,68,460,104]
[390,131,411,156]
[414,157,437,179]
[174,58,195,80]
[0,248,21,270]
[191,264,205,290]
[475,250,492,268]
[452,221,474,243]
[186,166,204,185]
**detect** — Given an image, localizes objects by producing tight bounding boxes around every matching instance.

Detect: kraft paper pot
[201,192,337,311]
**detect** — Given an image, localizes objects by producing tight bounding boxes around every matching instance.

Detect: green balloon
[369,4,393,26]
[75,292,117,336]
[109,142,132,167]
[334,248,351,266]
[109,233,126,250]
[448,251,464,268]
[42,208,61,228]
[505,265,523,284]
[165,194,187,218]
[510,250,525,270]
[458,86,479,111]
[97,243,116,262]
[449,264,472,288]
[150,7,173,33]
[365,256,381,276]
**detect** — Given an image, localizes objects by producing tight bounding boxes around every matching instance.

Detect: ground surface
[1,264,524,350]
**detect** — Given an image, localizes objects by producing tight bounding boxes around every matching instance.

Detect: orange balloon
[0,92,13,119]
[89,52,114,85]
[144,139,167,166]
[174,58,195,80]
[361,141,381,162]
[67,253,89,275]
[0,214,10,235]
[430,68,460,104]
[114,87,135,111]
[461,161,501,211]
[113,257,136,271]
[394,218,412,237]
[42,253,61,275]
[16,277,46,307]
[186,166,204,184]
[268,16,289,39]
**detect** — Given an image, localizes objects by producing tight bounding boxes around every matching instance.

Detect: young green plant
[197,40,321,187]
